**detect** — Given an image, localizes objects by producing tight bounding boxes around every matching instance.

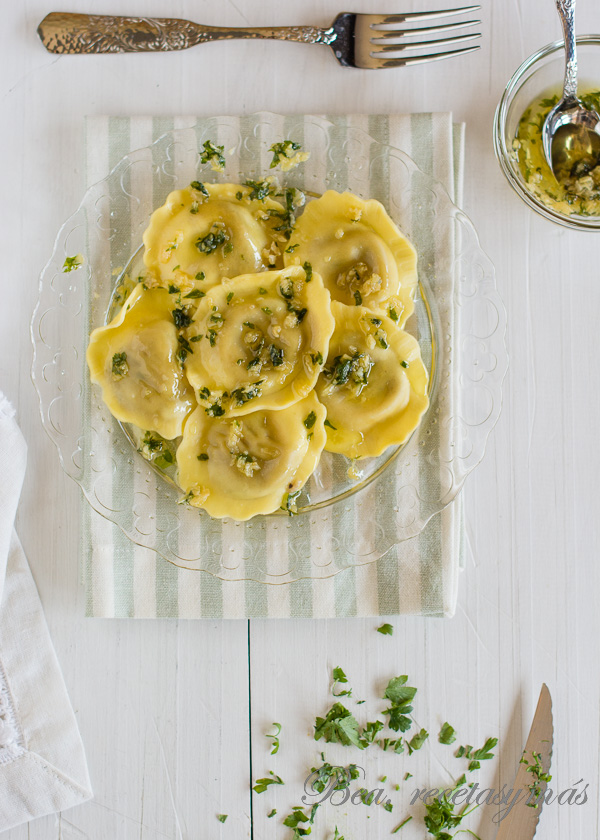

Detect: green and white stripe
[83,112,464,619]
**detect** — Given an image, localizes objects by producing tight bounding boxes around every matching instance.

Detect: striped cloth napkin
[82,113,464,619]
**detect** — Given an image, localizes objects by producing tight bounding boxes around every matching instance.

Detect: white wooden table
[1,1,599,838]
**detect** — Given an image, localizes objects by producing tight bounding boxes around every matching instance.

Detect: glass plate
[31,114,507,583]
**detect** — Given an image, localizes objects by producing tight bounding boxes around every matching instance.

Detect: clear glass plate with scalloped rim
[31,114,507,583]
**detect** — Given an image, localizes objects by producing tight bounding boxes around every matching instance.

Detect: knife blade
[496,683,553,839]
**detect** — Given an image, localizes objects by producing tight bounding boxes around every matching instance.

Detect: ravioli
[86,283,196,439]
[315,302,429,459]
[176,394,327,519]
[142,182,286,291]
[182,265,334,416]
[283,190,417,325]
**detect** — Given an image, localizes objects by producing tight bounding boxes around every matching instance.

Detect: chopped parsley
[303,411,317,430]
[200,139,226,170]
[196,226,229,254]
[281,489,301,516]
[190,180,209,197]
[216,814,227,823]
[244,179,276,201]
[258,286,268,295]
[268,187,303,239]
[62,254,83,272]
[111,352,128,379]
[172,307,192,329]
[266,722,281,755]
[389,307,399,322]
[354,290,363,306]
[310,351,323,366]
[226,291,234,305]
[401,360,409,369]
[285,243,299,253]
[176,335,193,366]
[269,344,284,367]
[520,749,552,806]
[243,321,255,329]
[377,623,394,635]
[269,139,301,168]
[205,401,225,417]
[197,453,209,461]
[303,261,313,282]
[231,381,263,407]
[392,816,412,833]
[184,289,205,299]
[282,806,311,835]
[195,271,205,281]
[422,781,481,839]
[168,284,180,294]
[267,809,277,818]
[326,352,373,390]
[324,419,337,430]
[289,306,307,323]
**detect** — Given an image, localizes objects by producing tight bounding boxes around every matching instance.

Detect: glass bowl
[32,114,507,583]
[494,35,600,231]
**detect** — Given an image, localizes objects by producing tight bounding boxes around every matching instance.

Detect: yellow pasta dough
[283,190,417,325]
[315,302,429,459]
[176,393,327,519]
[142,182,286,291]
[86,283,196,439]
[182,265,335,416]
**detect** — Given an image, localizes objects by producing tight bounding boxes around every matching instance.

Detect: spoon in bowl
[542,0,600,183]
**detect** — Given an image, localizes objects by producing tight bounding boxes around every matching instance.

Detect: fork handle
[37,12,336,54]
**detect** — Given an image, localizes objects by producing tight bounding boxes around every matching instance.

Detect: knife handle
[37,12,334,55]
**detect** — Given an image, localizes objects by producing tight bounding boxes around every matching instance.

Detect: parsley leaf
[216,814,227,823]
[382,676,417,733]
[331,666,352,697]
[266,722,281,755]
[252,772,284,794]
[377,623,394,635]
[303,261,313,282]
[438,722,457,745]
[304,411,317,430]
[314,702,365,749]
[407,727,429,755]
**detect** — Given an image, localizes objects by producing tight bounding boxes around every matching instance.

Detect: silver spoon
[542,0,600,182]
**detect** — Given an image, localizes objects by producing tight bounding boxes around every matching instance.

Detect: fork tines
[355,5,481,69]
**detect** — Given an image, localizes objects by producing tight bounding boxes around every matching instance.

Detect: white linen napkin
[0,395,92,831]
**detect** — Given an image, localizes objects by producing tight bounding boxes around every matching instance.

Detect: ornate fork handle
[38,12,337,54]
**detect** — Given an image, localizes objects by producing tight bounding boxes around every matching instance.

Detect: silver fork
[38,7,481,68]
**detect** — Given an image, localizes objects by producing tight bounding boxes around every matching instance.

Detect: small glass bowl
[494,35,600,231]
